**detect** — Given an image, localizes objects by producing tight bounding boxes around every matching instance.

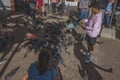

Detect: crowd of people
[0,0,116,80]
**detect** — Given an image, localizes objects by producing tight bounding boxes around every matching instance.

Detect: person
[29,0,36,19]
[23,49,60,80]
[24,32,38,47]
[58,0,65,16]
[76,0,89,25]
[24,0,36,19]
[36,0,45,19]
[64,19,74,33]
[64,4,70,17]
[80,2,102,63]
[51,0,58,14]
[104,0,114,28]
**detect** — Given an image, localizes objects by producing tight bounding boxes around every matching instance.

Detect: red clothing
[36,0,43,7]
[30,34,37,39]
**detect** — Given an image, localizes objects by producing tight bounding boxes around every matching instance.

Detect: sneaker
[85,55,92,63]
[82,52,89,56]
[0,58,7,64]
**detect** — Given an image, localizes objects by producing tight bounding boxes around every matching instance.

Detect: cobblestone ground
[0,13,120,80]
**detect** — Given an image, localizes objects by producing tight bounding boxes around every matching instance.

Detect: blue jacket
[28,63,57,80]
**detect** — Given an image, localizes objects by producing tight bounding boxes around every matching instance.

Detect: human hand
[109,12,112,16]
[80,19,85,25]
[81,26,86,30]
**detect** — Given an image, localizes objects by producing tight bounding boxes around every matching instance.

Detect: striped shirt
[105,2,112,14]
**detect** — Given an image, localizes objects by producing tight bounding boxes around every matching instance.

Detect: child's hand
[109,12,112,16]
[81,26,86,30]
[80,19,84,24]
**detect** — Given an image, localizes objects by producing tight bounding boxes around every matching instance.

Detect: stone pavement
[0,14,120,80]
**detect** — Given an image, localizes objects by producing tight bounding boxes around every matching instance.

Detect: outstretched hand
[80,19,86,30]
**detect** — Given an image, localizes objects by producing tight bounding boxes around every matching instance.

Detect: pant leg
[51,3,57,13]
[51,3,54,13]
[105,14,110,25]
[53,3,57,13]
[77,10,84,23]
[83,10,88,19]
[77,10,88,23]
[30,9,34,19]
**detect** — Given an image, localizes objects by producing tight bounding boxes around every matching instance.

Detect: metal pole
[110,0,118,28]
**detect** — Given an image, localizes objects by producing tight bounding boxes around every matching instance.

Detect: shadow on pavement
[74,39,104,80]
[0,14,29,78]
[4,66,20,80]
[72,27,110,80]
[0,42,22,77]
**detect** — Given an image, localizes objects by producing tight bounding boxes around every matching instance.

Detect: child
[64,4,70,17]
[104,0,114,27]
[25,32,38,46]
[80,2,102,63]
[64,19,74,33]
[36,0,45,19]
[58,0,65,16]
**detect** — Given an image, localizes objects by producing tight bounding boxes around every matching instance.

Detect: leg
[87,42,94,55]
[105,14,110,27]
[51,3,54,13]
[83,10,88,19]
[53,3,57,13]
[85,35,97,63]
[37,7,42,18]
[51,3,56,14]
[77,10,84,24]
[41,6,45,18]
[87,35,97,55]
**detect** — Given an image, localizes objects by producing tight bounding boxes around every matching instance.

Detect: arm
[80,19,88,30]
[22,73,28,80]
[109,10,112,16]
[56,71,60,80]
[55,67,60,80]
[36,0,38,9]
[92,16,102,33]
[43,0,45,6]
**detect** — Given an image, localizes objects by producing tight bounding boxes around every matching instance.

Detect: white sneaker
[82,52,89,56]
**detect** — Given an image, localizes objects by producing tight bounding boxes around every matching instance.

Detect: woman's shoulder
[29,62,57,74]
[29,62,38,71]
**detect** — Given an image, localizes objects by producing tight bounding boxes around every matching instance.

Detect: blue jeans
[104,14,110,25]
[77,10,88,23]
[51,3,57,14]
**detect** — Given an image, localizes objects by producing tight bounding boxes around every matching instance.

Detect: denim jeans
[77,10,88,23]
[104,14,110,25]
[51,3,57,14]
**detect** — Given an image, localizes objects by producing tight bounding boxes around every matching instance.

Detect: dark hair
[66,19,71,24]
[90,2,101,10]
[38,49,51,75]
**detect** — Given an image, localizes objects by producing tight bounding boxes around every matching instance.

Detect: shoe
[0,58,7,64]
[82,52,89,56]
[85,55,92,63]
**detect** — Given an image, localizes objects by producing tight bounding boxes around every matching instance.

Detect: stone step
[101,27,116,39]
